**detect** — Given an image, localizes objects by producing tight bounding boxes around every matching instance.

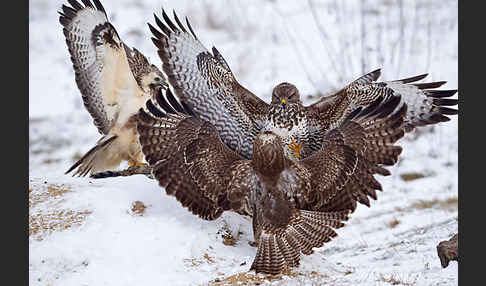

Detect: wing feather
[305,69,457,155]
[148,10,269,159]
[299,94,406,212]
[59,0,141,134]
[137,89,250,219]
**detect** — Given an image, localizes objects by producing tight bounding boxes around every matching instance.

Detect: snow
[30,0,458,285]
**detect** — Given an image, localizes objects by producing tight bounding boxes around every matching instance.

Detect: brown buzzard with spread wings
[137,88,406,274]
[148,10,457,162]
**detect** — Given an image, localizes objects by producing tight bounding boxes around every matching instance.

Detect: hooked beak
[281,99,287,109]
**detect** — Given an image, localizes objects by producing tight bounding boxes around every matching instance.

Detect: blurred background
[30,0,457,117]
[29,1,458,285]
[29,0,458,170]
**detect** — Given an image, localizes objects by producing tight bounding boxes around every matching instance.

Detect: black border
[458,1,479,285]
[7,0,28,285]
[22,0,471,285]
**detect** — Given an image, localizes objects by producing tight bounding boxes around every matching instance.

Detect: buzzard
[136,88,407,274]
[148,10,458,161]
[59,0,168,177]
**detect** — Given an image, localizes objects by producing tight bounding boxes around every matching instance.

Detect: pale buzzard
[59,0,168,177]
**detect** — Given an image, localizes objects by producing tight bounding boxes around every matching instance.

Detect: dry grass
[29,209,91,241]
[218,223,243,246]
[204,253,215,264]
[184,253,216,268]
[29,183,91,241]
[389,241,401,248]
[222,232,237,246]
[41,158,61,165]
[29,184,71,208]
[184,257,205,267]
[395,197,457,213]
[387,218,400,229]
[410,197,457,211]
[376,273,417,285]
[208,269,298,286]
[130,201,147,216]
[399,172,426,182]
[206,269,334,286]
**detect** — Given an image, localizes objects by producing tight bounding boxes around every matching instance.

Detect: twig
[90,165,153,179]
[307,0,343,83]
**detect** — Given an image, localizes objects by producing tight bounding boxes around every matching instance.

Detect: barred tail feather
[65,135,118,177]
[250,210,349,274]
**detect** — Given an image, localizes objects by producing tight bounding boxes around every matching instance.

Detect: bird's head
[252,132,286,177]
[141,65,169,92]
[271,82,301,108]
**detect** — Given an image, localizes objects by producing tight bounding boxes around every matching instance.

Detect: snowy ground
[29,0,458,285]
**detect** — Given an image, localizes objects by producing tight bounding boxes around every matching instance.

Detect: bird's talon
[287,138,303,158]
[129,160,147,168]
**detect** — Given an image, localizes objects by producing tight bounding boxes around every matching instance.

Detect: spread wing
[59,0,142,134]
[295,94,407,212]
[137,89,252,220]
[147,10,269,159]
[307,69,457,133]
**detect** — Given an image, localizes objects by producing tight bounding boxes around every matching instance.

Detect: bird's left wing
[147,10,269,159]
[307,69,458,133]
[296,94,407,212]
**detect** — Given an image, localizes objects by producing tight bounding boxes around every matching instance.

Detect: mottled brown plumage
[148,11,268,160]
[306,69,458,136]
[267,72,457,162]
[147,10,458,168]
[59,0,168,177]
[136,88,407,274]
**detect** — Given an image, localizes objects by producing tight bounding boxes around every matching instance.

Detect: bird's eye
[154,77,161,82]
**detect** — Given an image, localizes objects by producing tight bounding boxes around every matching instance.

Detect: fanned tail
[250,209,349,274]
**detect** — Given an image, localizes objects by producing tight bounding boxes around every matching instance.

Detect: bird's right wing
[137,89,252,220]
[59,0,142,134]
[148,10,269,159]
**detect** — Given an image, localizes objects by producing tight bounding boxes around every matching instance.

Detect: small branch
[272,4,329,89]
[90,165,153,179]
[360,0,367,75]
[396,0,406,77]
[307,0,343,82]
